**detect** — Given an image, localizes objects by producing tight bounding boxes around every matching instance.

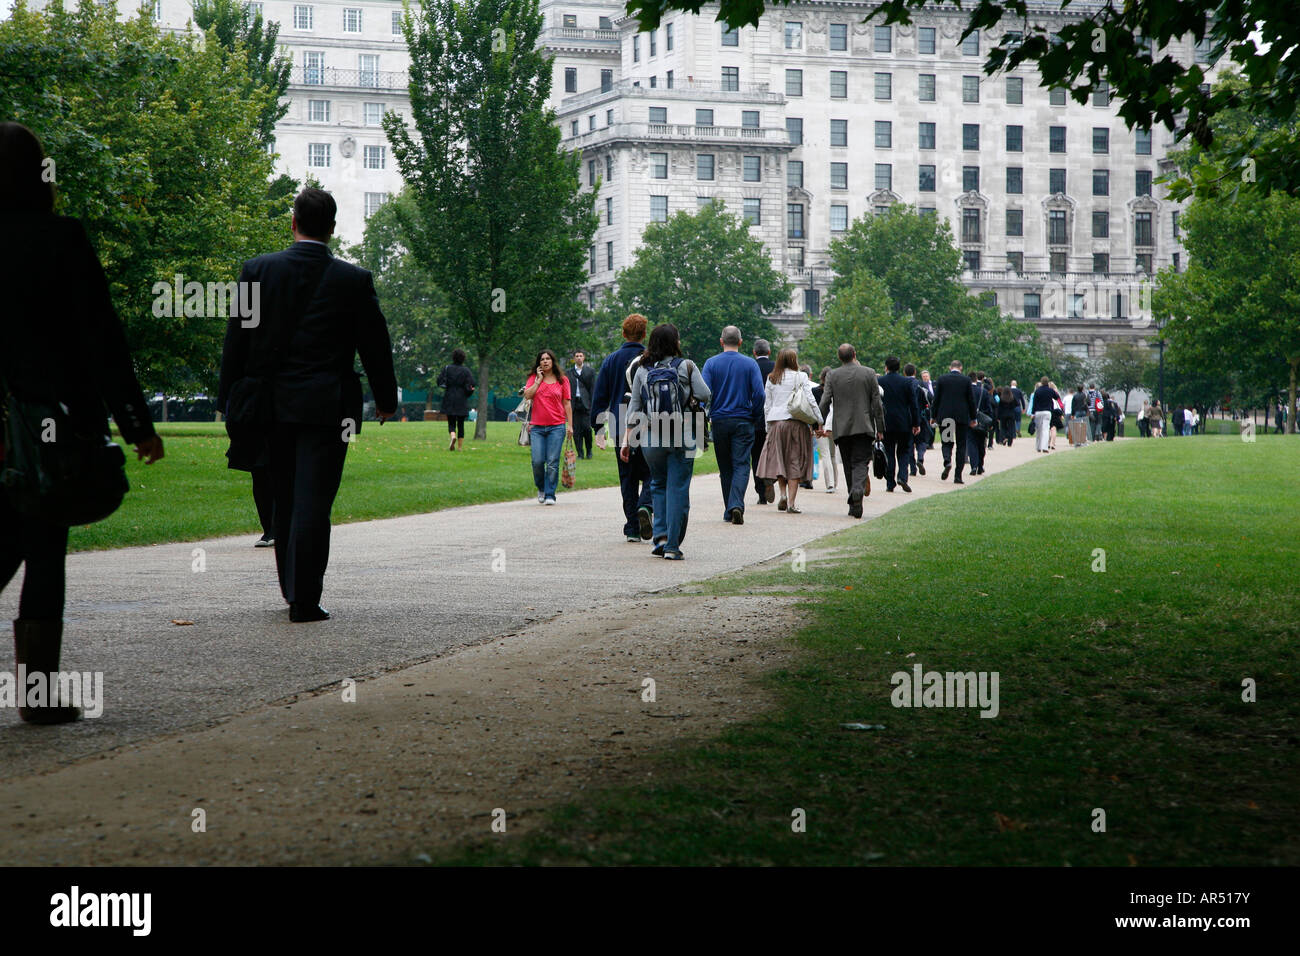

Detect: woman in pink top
[523,350,573,504]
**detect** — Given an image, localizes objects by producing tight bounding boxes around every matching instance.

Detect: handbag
[786,372,821,425]
[561,437,577,488]
[872,439,887,479]
[516,398,532,446]
[1,387,128,527]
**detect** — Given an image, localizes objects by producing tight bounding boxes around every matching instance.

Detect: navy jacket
[931,370,978,426]
[879,371,920,432]
[590,340,645,436]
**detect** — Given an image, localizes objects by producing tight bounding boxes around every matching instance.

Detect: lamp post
[1155,313,1166,409]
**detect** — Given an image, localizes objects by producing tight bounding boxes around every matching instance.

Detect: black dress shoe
[953,477,965,485]
[638,506,653,540]
[941,465,951,480]
[849,503,863,518]
[730,507,744,525]
[289,604,331,623]
[918,463,926,476]
[900,483,912,493]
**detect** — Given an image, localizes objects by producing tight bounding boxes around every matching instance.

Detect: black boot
[13,619,83,725]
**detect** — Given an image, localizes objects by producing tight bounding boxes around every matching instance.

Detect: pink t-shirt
[526,374,571,426]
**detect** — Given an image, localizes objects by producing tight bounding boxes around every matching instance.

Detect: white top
[763,369,823,425]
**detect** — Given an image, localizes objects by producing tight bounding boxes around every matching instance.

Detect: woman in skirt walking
[757,348,822,514]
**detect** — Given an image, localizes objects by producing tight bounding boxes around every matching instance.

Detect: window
[633,36,640,62]
[1024,293,1041,318]
[392,11,401,34]
[303,51,324,84]
[308,142,329,167]
[1092,82,1110,107]
[307,99,330,122]
[571,120,579,137]
[606,109,613,127]
[742,110,759,129]
[651,152,667,179]
[919,26,936,54]
[1194,38,1214,64]
[363,102,383,126]
[600,16,612,30]
[918,74,936,102]
[830,23,847,51]
[804,288,820,317]
[721,66,739,91]
[696,108,714,127]
[1069,293,1085,319]
[563,14,577,28]
[649,76,656,89]
[1093,253,1110,274]
[963,250,981,272]
[587,114,596,132]
[666,71,672,91]
[962,166,979,192]
[697,154,715,180]
[786,118,802,145]
[358,54,379,87]
[605,154,613,180]
[1136,170,1153,196]
[1048,210,1068,244]
[963,124,980,150]
[1093,128,1110,153]
[1136,128,1152,155]
[1006,167,1023,193]
[963,76,980,102]
[875,72,891,100]
[874,120,890,148]
[874,25,891,52]
[565,68,577,93]
[1092,211,1109,237]
[1135,211,1153,245]
[649,106,666,125]
[962,208,981,242]
[1006,209,1023,236]
[589,245,595,273]
[1136,252,1153,273]
[722,24,738,46]
[1113,293,1126,319]
[875,163,891,190]
[827,70,847,98]
[830,162,848,189]
[919,165,936,192]
[606,197,613,225]
[607,242,614,270]
[787,161,803,187]
[1006,76,1023,104]
[1006,125,1023,151]
[650,195,668,222]
[293,5,313,30]
[343,8,361,32]
[919,122,936,150]
[1172,252,1180,272]
[1049,88,1067,107]
[588,160,596,185]
[1172,211,1180,239]
[1007,252,1023,273]
[785,22,803,50]
[1050,168,1066,193]
[1093,169,1109,196]
[364,192,388,218]
[789,246,804,268]
[831,119,848,147]
[649,29,657,57]
[1049,126,1066,152]
[919,206,937,218]
[787,203,805,238]
[785,69,803,96]
[962,31,979,56]
[830,204,849,232]
[1050,251,1068,273]
[246,2,263,20]
[601,69,613,92]
[744,156,761,182]
[743,198,761,226]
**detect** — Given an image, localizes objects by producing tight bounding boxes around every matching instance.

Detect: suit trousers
[617,442,652,537]
[882,430,911,489]
[252,465,275,536]
[751,421,769,499]
[966,427,987,472]
[269,423,349,608]
[997,415,1017,445]
[941,422,970,478]
[572,408,592,457]
[835,433,873,503]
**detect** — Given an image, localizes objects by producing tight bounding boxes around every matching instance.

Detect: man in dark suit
[931,360,978,485]
[750,339,776,504]
[590,313,651,541]
[1010,380,1027,437]
[910,367,934,476]
[817,344,885,518]
[567,350,596,459]
[878,356,919,493]
[219,188,398,623]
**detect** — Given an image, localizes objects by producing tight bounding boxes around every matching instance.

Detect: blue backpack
[641,358,687,418]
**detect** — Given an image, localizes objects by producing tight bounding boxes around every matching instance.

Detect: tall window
[1093,128,1110,153]
[1136,170,1153,196]
[358,54,379,87]
[962,166,980,191]
[743,198,761,225]
[1051,251,1068,273]
[787,161,803,187]
[830,23,847,51]
[1049,126,1066,152]
[392,11,401,34]
[587,160,596,185]
[1135,211,1153,245]
[962,31,980,56]
[650,196,668,222]
[918,26,935,54]
[918,122,936,150]
[1006,209,1023,236]
[633,35,640,62]
[1136,129,1152,155]
[293,5,313,30]
[696,154,715,180]
[666,23,673,50]
[963,250,980,271]
[565,68,577,93]
[303,51,324,84]
[873,120,890,148]
[606,197,613,225]
[601,69,613,92]
[1006,76,1023,104]
[1006,125,1023,151]
[874,72,891,100]
[363,102,383,126]
[962,208,981,242]
[1048,210,1068,244]
[785,69,803,96]
[830,205,849,232]
[874,163,891,190]
[744,156,761,182]
[787,203,804,238]
[963,76,980,102]
[873,25,891,52]
[1092,82,1110,107]
[1006,167,1023,193]
[963,123,979,150]
[722,24,738,46]
[919,165,936,192]
[651,152,667,179]
[649,29,657,56]
[721,66,739,91]
[786,118,802,145]
[918,74,936,101]
[1050,168,1066,193]
[1092,211,1109,237]
[831,119,848,147]
[1024,293,1041,318]
[830,71,847,98]
[1093,169,1109,196]
[830,162,848,189]
[785,22,803,49]
[1093,253,1110,273]
[343,8,361,32]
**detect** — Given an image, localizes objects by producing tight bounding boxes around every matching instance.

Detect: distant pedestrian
[523,349,572,505]
[1138,399,1151,437]
[436,348,476,451]
[759,349,822,513]
[932,360,978,483]
[590,314,652,541]
[567,350,596,459]
[700,325,765,525]
[1030,376,1059,453]
[813,366,842,492]
[1147,400,1164,437]
[996,382,1018,446]
[817,344,885,517]
[913,367,935,476]
[750,339,776,505]
[1010,379,1026,437]
[878,356,919,493]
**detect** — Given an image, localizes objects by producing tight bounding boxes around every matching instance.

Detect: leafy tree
[936,295,1049,387]
[799,272,903,372]
[597,200,790,363]
[625,0,1300,198]
[386,0,598,438]
[1098,341,1154,414]
[190,0,291,148]
[1044,343,1088,393]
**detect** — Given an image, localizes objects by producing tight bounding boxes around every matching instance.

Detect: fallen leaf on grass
[170,619,195,626]
[994,812,1028,832]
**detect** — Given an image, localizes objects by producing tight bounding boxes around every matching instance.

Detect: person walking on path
[758,349,823,514]
[1,121,165,722]
[590,315,652,542]
[813,366,842,493]
[1030,377,1060,453]
[931,360,978,484]
[436,348,475,452]
[817,344,885,518]
[878,356,919,493]
[567,350,596,459]
[523,350,573,506]
[701,326,765,525]
[1147,400,1165,437]
[749,339,776,506]
[623,324,711,560]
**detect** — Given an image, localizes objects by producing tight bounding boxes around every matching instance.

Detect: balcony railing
[566,122,791,149]
[292,66,407,91]
[561,77,782,111]
[542,27,620,43]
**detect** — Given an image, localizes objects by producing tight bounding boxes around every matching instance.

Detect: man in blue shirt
[701,325,765,525]
[591,314,653,542]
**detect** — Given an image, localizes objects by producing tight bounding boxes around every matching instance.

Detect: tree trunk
[475,357,491,440]
[159,392,168,423]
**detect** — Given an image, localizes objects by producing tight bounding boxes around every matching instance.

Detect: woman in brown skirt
[757,348,823,513]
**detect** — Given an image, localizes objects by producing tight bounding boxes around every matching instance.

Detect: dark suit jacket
[931,370,977,427]
[436,363,475,417]
[0,213,154,445]
[218,241,397,430]
[753,356,775,426]
[879,371,919,432]
[818,362,885,438]
[568,363,596,413]
[590,341,645,438]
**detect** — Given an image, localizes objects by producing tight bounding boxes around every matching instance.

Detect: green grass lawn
[77,421,716,551]
[439,434,1299,866]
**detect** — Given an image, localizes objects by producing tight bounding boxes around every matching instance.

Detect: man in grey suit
[816,343,885,518]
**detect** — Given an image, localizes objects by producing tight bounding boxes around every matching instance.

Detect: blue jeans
[642,445,695,552]
[710,417,753,515]
[530,424,565,499]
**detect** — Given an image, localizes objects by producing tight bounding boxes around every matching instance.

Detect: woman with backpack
[621,324,710,560]
[757,348,823,514]
[523,349,572,505]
